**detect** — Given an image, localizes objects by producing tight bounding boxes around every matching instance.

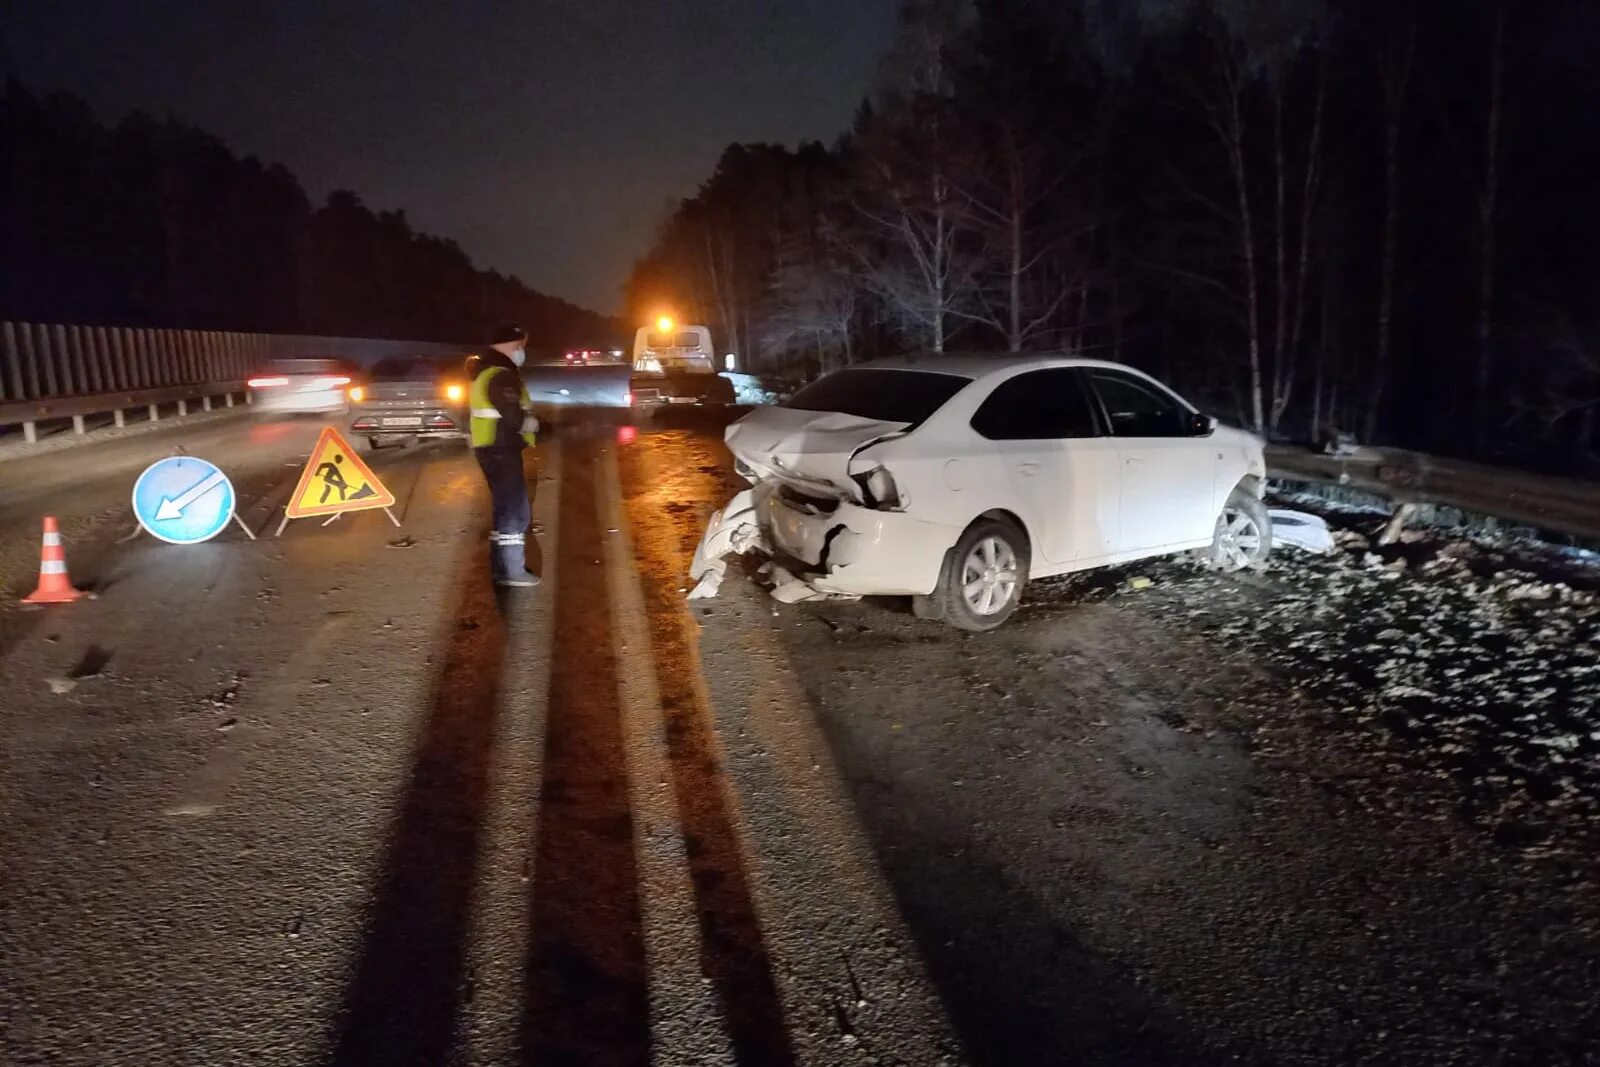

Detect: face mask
[510,348,526,367]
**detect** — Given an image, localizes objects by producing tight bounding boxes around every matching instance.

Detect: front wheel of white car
[915,517,1030,632]
[1202,487,1272,571]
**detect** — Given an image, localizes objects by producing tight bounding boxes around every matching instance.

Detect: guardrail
[1266,444,1600,542]
[0,322,470,443]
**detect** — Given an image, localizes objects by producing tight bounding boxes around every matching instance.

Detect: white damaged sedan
[723,355,1271,630]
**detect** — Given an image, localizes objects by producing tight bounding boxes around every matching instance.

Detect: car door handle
[1015,462,1041,475]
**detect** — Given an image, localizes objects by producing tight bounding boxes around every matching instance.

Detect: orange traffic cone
[22,517,82,604]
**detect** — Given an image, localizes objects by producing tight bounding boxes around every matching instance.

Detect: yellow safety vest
[469,365,536,449]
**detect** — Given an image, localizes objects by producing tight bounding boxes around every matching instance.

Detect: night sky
[6,1,896,315]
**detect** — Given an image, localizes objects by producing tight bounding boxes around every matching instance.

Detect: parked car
[246,358,355,415]
[724,355,1270,630]
[347,355,469,449]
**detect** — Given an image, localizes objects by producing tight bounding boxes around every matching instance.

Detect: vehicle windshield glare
[783,368,971,425]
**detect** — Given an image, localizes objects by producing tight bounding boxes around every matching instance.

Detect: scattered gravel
[1033,498,1600,858]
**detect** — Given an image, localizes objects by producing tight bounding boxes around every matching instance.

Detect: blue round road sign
[132,456,237,545]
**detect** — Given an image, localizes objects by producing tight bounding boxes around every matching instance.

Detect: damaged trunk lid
[725,406,908,502]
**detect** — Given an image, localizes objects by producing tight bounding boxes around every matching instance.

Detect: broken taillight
[854,466,903,510]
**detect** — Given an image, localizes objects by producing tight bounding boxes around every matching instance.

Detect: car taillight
[348,386,365,402]
[352,416,377,430]
[247,376,288,388]
[428,414,456,428]
[855,466,903,510]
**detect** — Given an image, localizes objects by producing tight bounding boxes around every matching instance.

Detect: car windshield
[783,368,971,425]
[370,356,454,381]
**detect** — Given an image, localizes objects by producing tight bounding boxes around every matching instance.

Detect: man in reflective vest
[469,324,540,587]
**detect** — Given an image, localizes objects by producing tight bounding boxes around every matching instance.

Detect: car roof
[840,352,1147,381]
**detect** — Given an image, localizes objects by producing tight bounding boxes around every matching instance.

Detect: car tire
[1201,486,1273,571]
[928,517,1030,632]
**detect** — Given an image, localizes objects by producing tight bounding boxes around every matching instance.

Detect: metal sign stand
[274,506,400,537]
[121,512,257,542]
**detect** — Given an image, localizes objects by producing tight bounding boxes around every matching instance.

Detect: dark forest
[0,81,616,350]
[627,0,1600,469]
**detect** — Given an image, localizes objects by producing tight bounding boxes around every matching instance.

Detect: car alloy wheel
[961,534,1020,616]
[1214,507,1264,571]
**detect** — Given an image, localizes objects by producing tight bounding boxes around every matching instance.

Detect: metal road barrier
[1266,444,1600,542]
[0,322,469,443]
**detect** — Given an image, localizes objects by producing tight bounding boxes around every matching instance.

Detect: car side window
[1089,370,1191,438]
[971,369,1101,440]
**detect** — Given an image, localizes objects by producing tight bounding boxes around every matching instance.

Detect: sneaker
[495,574,542,588]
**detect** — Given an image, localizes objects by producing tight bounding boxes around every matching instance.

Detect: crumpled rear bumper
[765,494,957,596]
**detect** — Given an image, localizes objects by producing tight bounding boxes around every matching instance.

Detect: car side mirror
[1189,412,1216,436]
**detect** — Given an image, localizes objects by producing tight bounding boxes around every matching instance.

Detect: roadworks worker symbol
[285,427,397,519]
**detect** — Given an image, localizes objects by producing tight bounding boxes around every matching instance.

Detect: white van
[632,325,716,374]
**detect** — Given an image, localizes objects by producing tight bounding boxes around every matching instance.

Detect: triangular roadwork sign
[285,427,397,519]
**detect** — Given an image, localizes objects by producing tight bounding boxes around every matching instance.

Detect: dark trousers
[474,447,531,579]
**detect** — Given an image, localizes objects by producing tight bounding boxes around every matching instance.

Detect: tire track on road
[599,445,738,1066]
[618,428,961,1066]
[520,432,651,1066]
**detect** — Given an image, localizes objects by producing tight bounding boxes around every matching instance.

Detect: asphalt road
[1,408,1597,1066]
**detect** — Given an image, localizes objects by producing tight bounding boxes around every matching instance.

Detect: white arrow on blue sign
[132,456,237,544]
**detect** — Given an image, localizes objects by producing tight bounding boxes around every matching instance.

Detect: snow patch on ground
[720,372,782,406]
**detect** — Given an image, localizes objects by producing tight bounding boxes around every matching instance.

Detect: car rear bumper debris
[688,477,956,602]
[766,495,953,596]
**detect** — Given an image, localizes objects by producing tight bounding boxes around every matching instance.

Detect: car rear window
[262,358,347,375]
[647,331,706,349]
[370,356,456,381]
[784,368,971,425]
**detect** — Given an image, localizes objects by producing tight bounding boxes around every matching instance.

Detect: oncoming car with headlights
[724,355,1271,631]
[348,354,471,449]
